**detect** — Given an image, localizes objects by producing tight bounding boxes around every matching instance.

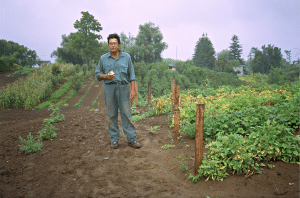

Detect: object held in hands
[108,71,114,75]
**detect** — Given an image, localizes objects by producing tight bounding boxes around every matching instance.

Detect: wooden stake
[135,82,138,107]
[194,104,205,174]
[174,83,180,110]
[174,110,180,142]
[171,79,175,108]
[148,81,151,106]
[173,83,180,141]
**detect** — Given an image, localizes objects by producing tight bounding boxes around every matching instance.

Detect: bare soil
[0,73,299,198]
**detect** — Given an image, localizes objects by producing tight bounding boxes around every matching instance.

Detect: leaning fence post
[194,104,205,174]
[174,83,180,141]
[148,81,151,106]
[135,82,138,107]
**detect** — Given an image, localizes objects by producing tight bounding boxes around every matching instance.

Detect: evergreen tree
[192,33,215,70]
[229,35,243,63]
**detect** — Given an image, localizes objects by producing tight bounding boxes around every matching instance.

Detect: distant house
[169,63,174,70]
[233,65,244,76]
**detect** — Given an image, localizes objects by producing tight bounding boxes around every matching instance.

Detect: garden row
[148,80,300,181]
[0,63,96,110]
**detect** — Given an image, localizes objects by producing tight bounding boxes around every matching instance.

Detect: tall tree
[51,34,84,65]
[0,39,37,71]
[134,22,168,64]
[229,35,243,63]
[215,49,237,73]
[252,44,282,74]
[120,32,135,52]
[69,11,103,70]
[192,33,216,70]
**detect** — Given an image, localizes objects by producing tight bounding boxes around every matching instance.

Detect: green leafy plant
[38,119,57,140]
[147,126,161,134]
[161,144,175,150]
[51,64,61,76]
[131,106,140,115]
[178,152,189,171]
[19,132,43,154]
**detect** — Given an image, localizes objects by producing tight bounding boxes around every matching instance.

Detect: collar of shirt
[108,50,124,59]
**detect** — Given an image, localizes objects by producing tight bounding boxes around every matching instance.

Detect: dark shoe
[128,141,141,149]
[111,142,119,149]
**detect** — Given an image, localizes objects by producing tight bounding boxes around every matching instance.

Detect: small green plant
[19,132,43,154]
[38,119,57,140]
[48,105,65,123]
[178,152,189,171]
[168,131,172,139]
[131,106,140,115]
[161,144,175,150]
[147,126,161,134]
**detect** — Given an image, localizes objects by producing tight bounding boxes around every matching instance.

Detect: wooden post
[174,110,180,141]
[135,82,138,107]
[173,83,180,141]
[130,84,133,107]
[148,81,151,106]
[174,83,180,110]
[171,79,176,108]
[194,104,205,174]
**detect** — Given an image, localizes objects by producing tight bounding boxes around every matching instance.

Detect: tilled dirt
[0,74,299,198]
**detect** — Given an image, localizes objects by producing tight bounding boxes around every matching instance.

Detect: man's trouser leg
[117,84,136,143]
[104,84,120,143]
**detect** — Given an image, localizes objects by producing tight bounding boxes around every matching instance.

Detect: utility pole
[176,46,177,62]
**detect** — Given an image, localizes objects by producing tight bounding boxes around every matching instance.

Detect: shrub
[19,132,43,154]
[268,68,286,85]
[51,75,59,88]
[52,64,61,76]
[70,74,83,92]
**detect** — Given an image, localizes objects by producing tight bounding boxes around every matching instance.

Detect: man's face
[108,38,120,53]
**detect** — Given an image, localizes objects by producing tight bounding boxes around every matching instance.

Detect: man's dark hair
[107,33,121,44]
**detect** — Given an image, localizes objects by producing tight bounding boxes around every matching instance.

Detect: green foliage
[74,78,95,107]
[252,44,282,74]
[38,106,64,140]
[133,22,168,64]
[51,64,62,76]
[70,11,103,70]
[193,33,216,70]
[146,126,161,133]
[0,39,38,71]
[268,67,286,85]
[229,35,243,64]
[19,132,43,154]
[189,119,299,182]
[131,106,140,115]
[177,152,189,171]
[70,72,84,92]
[161,144,175,150]
[51,12,106,67]
[37,121,57,140]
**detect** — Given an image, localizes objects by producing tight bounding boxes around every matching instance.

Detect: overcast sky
[1,0,299,63]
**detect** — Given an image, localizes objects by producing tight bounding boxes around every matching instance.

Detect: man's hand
[130,89,135,100]
[106,74,115,80]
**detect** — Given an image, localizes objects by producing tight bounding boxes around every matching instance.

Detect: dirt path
[0,75,299,198]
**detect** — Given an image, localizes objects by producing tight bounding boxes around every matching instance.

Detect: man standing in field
[95,33,141,149]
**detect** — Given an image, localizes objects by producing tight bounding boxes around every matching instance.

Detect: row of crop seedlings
[0,63,92,110]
